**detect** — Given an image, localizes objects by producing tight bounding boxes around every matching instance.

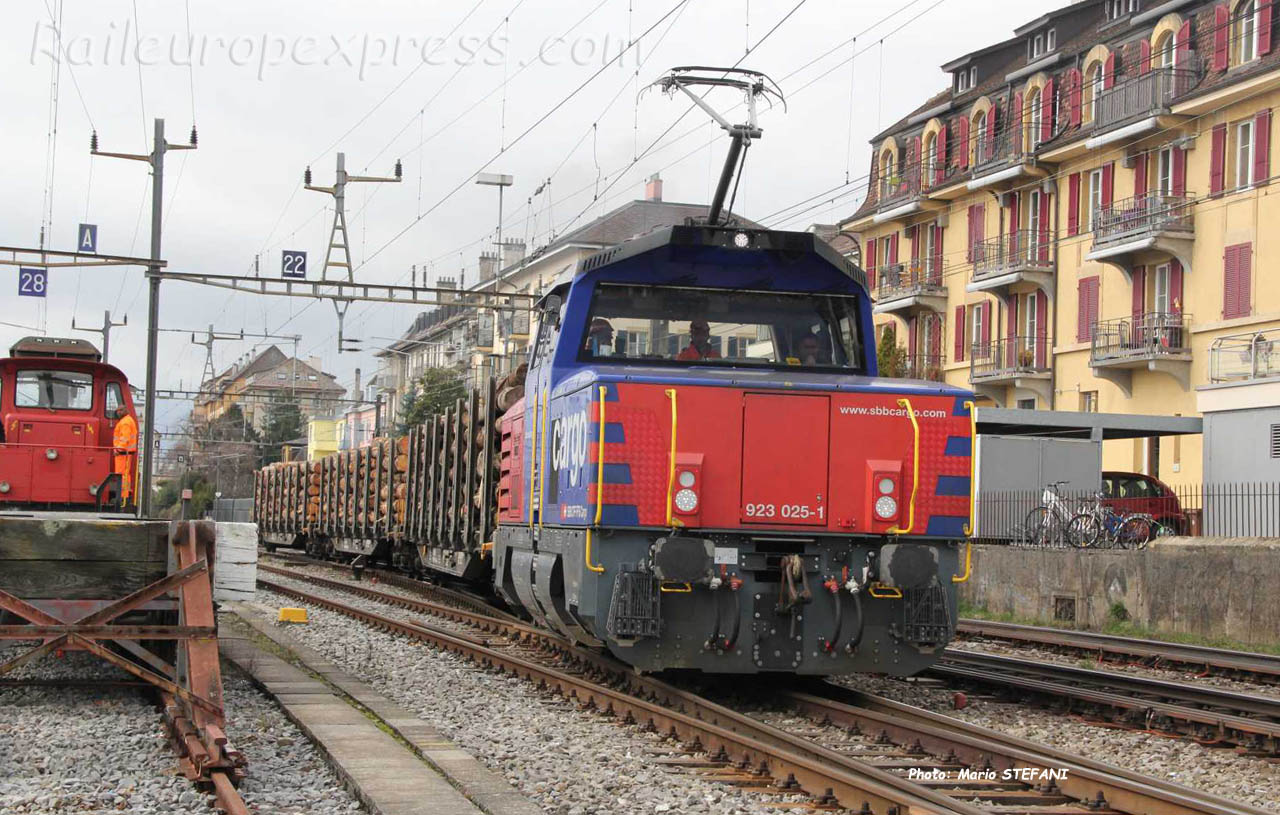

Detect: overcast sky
[2,0,1064,434]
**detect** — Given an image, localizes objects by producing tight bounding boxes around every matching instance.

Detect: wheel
[1023,507,1061,547]
[1117,516,1154,549]
[1067,513,1100,548]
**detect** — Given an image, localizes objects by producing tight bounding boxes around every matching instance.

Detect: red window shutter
[1224,245,1241,318]
[1103,52,1116,89]
[889,232,900,265]
[955,305,966,361]
[958,116,970,169]
[982,302,993,346]
[1238,244,1253,318]
[966,206,975,262]
[910,225,922,264]
[1068,173,1081,235]
[1255,109,1272,186]
[1069,69,1083,127]
[936,124,949,184]
[1102,163,1115,207]
[1038,192,1051,261]
[1177,20,1192,66]
[986,107,998,158]
[910,136,922,190]
[865,238,876,290]
[976,203,986,244]
[1262,0,1274,56]
[1172,146,1187,197]
[1140,40,1152,75]
[1134,152,1148,197]
[1132,266,1146,323]
[1035,292,1048,369]
[1089,278,1100,338]
[931,225,944,280]
[1214,4,1230,71]
[1170,260,1184,313]
[1211,123,1228,196]
[1077,279,1089,342]
[1006,298,1019,366]
[1010,94,1023,152]
[1009,192,1020,233]
[908,316,918,358]
[929,316,942,358]
[1041,78,1055,144]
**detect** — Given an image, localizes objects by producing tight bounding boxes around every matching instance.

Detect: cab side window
[531,293,565,371]
[105,382,123,416]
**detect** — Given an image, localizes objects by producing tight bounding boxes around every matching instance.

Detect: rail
[972,120,1032,173]
[873,257,944,302]
[1094,58,1203,131]
[1091,311,1191,362]
[972,229,1055,280]
[874,159,956,210]
[1093,192,1195,246]
[969,335,1049,381]
[1209,327,1280,382]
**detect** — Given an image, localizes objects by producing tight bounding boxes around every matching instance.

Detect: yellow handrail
[886,397,920,535]
[585,386,607,574]
[664,388,678,527]
[868,582,903,599]
[660,582,693,593]
[952,541,973,584]
[537,389,548,532]
[962,400,977,537]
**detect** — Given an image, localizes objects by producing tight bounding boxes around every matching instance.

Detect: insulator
[304,166,312,185]
[394,159,403,180]
[189,125,198,146]
[90,130,98,152]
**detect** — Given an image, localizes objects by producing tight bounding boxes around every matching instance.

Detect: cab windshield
[580,283,864,371]
[15,370,94,410]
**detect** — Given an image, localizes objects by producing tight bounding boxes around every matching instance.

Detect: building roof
[243,358,345,393]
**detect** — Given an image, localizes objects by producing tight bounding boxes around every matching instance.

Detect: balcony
[873,258,948,316]
[871,161,951,223]
[964,124,1041,193]
[969,230,1055,299]
[903,352,947,382]
[1209,328,1280,383]
[1090,312,1192,395]
[1094,59,1203,133]
[969,335,1051,406]
[1086,193,1195,274]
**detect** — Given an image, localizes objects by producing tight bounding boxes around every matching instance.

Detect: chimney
[307,355,323,373]
[353,368,361,404]
[478,252,499,282]
[499,239,526,271]
[644,172,663,202]
[437,276,458,304]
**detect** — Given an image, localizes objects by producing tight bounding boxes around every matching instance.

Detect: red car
[1101,471,1186,533]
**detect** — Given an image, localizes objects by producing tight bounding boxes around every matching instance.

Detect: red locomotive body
[0,337,137,509]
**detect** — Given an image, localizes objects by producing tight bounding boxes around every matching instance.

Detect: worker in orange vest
[112,406,138,505]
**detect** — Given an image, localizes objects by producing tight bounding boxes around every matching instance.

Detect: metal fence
[1093,192,1194,246]
[210,497,254,523]
[977,482,1280,545]
[1094,59,1203,130]
[1209,327,1280,382]
[972,230,1055,280]
[970,335,1049,381]
[875,258,945,302]
[1091,311,1191,362]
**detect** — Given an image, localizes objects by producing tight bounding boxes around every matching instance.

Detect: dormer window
[971,66,978,87]
[1106,0,1139,20]
[1047,29,1057,51]
[1032,33,1045,59]
[957,71,970,92]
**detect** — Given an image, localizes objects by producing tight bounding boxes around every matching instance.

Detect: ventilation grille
[1271,424,1280,459]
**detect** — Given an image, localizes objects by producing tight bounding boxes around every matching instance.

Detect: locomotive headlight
[674,488,699,513]
[732,231,751,249]
[45,448,58,461]
[678,470,696,488]
[878,477,895,495]
[0,481,9,494]
[874,495,898,519]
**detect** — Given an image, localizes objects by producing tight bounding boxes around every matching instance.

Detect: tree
[259,398,304,466]
[876,324,908,378]
[396,367,465,433]
[154,470,216,519]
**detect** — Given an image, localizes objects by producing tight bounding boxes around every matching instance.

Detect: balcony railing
[1091,312,1191,364]
[1092,193,1194,247]
[1209,327,1280,383]
[972,230,1055,280]
[970,335,1049,381]
[876,160,960,210]
[973,122,1032,172]
[903,352,947,382]
[1094,58,1203,131]
[875,258,945,302]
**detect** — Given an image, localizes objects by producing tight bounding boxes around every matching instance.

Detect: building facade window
[1237,119,1256,187]
[1028,89,1043,148]
[970,66,978,88]
[1156,147,1174,196]
[974,112,988,163]
[1155,31,1176,68]
[1047,29,1057,51]
[1237,0,1260,64]
[1154,263,1171,313]
[1084,63,1103,122]
[1032,33,1045,59]
[1023,292,1040,355]
[1087,168,1104,228]
[1080,391,1098,412]
[956,70,971,92]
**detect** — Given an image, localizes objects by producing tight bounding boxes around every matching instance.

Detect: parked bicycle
[1023,482,1079,547]
[1069,493,1154,549]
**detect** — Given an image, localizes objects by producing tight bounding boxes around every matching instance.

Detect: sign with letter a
[78,223,98,254]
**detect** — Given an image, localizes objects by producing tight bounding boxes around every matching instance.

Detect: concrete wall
[961,538,1280,647]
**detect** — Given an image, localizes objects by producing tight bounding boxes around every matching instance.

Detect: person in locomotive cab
[112,406,138,504]
[796,333,829,366]
[585,318,615,356]
[676,319,721,361]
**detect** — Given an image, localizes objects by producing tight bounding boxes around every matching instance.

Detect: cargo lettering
[551,408,590,487]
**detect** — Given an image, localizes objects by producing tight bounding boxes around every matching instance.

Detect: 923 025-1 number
[743,503,824,520]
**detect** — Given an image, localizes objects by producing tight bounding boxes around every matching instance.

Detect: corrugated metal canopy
[976,408,1202,440]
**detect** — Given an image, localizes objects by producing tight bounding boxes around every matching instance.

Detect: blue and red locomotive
[257,224,976,675]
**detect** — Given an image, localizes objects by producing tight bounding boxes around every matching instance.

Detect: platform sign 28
[18,268,47,298]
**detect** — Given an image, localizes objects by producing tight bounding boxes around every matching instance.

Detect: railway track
[255,555,1271,815]
[957,619,1280,686]
[932,651,1280,754]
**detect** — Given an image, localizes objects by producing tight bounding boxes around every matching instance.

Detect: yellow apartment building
[843,0,1280,486]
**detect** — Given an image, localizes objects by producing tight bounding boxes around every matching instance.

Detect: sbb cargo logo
[551,408,590,487]
[838,404,947,419]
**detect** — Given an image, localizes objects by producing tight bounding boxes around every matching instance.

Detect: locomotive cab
[0,337,137,510]
[493,225,976,674]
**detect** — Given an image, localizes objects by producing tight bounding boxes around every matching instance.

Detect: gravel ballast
[0,642,367,815]
[252,581,814,815]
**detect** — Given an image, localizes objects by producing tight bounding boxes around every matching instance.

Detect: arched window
[973,112,988,164]
[1027,88,1043,148]
[1237,0,1260,64]
[880,150,896,197]
[1083,62,1103,122]
[922,132,938,184]
[1154,31,1176,69]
